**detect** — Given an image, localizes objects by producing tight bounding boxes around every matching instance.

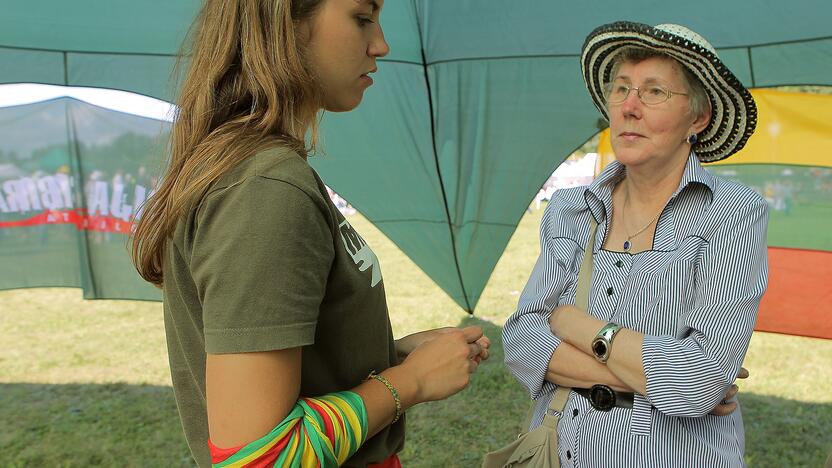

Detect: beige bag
[482,219,597,468]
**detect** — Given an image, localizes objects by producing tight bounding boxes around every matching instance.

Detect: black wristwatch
[591,322,622,363]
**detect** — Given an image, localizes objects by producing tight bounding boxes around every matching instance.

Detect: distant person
[535,188,546,210]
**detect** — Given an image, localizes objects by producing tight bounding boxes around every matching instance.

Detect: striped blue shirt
[503,152,769,467]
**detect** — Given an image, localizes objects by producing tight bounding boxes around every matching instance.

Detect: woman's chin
[323,94,364,113]
[611,149,651,168]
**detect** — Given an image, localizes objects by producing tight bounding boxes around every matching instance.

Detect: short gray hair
[608,47,711,121]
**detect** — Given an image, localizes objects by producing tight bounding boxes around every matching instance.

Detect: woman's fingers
[467,342,483,360]
[737,367,750,379]
[710,384,741,416]
[461,325,484,344]
[710,401,738,416]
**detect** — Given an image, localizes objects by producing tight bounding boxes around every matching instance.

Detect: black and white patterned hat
[581,21,757,162]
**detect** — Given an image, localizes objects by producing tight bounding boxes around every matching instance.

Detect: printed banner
[0,98,167,300]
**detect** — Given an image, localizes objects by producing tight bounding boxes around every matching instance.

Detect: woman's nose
[369,26,390,58]
[619,88,643,116]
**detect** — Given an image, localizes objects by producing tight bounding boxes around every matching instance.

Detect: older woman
[503,22,768,467]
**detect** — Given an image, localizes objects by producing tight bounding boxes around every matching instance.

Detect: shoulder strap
[539,385,572,429]
[575,217,598,312]
[540,217,598,428]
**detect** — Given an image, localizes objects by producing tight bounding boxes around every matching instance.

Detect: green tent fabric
[2,1,832,310]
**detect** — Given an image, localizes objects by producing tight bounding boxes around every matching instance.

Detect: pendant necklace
[621,187,664,253]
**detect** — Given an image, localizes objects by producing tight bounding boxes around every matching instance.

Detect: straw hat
[581,21,757,162]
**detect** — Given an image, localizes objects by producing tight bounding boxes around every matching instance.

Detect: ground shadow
[740,392,832,467]
[0,382,193,467]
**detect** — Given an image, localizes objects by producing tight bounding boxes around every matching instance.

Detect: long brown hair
[131,0,325,286]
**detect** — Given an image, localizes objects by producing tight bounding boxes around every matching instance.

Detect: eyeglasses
[603,81,689,105]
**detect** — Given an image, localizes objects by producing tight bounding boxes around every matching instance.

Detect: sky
[0,83,175,122]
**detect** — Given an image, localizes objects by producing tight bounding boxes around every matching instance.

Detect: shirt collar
[583,151,716,223]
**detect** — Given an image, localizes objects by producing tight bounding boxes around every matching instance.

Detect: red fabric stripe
[0,209,134,234]
[241,425,300,468]
[756,247,832,339]
[208,439,245,464]
[368,454,402,468]
[207,423,298,467]
[305,399,336,444]
[327,403,345,430]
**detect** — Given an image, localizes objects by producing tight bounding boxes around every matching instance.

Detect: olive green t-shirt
[163,147,404,467]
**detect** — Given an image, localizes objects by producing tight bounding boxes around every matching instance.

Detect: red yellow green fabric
[209,391,368,468]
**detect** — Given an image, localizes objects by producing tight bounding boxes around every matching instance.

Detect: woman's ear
[295,19,311,44]
[691,105,712,135]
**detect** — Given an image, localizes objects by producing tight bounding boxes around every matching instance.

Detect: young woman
[131,1,489,466]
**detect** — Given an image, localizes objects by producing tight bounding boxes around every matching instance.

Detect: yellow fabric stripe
[323,395,365,443]
[224,422,298,466]
[301,425,319,468]
[714,89,832,167]
[320,395,364,462]
[316,397,349,462]
[285,425,301,464]
[307,403,336,456]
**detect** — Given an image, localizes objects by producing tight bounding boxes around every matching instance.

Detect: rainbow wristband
[210,391,368,467]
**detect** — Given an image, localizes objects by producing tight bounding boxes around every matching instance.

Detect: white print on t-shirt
[338,219,382,287]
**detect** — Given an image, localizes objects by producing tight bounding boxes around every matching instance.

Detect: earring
[687,133,698,144]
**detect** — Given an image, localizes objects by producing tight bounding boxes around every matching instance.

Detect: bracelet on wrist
[591,322,623,364]
[367,371,402,424]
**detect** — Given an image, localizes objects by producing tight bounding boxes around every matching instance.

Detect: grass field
[1,206,831,467]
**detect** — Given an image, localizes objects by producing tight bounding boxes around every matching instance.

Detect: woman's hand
[395,328,452,360]
[362,326,489,435]
[396,327,490,363]
[397,326,488,402]
[709,367,750,416]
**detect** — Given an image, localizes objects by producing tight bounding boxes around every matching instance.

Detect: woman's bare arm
[207,326,487,448]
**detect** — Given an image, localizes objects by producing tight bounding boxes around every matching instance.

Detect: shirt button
[606,287,614,296]
[615,260,624,268]
[567,450,572,459]
[573,408,579,418]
